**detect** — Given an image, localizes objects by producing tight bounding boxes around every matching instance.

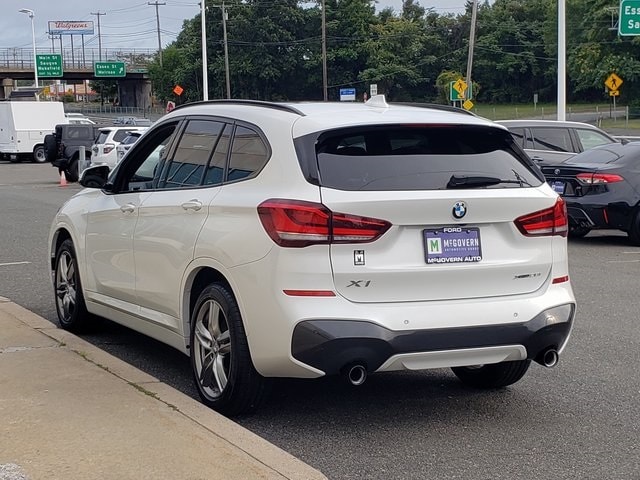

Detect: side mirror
[79,164,110,189]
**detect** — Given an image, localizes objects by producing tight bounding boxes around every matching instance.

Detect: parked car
[65,113,96,125]
[113,116,152,126]
[44,124,101,181]
[115,130,146,164]
[541,141,640,243]
[49,98,576,415]
[91,126,147,170]
[497,119,619,165]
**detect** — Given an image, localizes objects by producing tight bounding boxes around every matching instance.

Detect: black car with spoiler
[541,142,640,244]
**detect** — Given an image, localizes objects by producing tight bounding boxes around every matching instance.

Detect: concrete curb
[0,299,327,480]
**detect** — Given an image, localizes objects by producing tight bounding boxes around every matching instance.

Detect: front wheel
[54,239,90,331]
[190,283,268,416]
[452,360,531,389]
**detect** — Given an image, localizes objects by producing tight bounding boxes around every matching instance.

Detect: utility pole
[91,11,106,61]
[465,0,478,102]
[321,0,328,101]
[48,33,60,54]
[222,3,230,99]
[557,0,566,121]
[148,1,166,67]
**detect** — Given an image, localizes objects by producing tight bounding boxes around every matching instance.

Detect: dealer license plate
[550,180,565,195]
[424,227,482,264]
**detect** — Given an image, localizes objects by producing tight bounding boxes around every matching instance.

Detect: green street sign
[36,54,63,77]
[449,81,473,101]
[619,0,640,36]
[94,61,126,77]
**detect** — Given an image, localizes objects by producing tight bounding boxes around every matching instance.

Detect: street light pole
[19,8,38,89]
[201,0,208,101]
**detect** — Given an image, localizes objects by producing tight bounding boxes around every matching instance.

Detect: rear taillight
[257,199,391,247]
[514,197,568,237]
[103,143,115,154]
[576,173,624,184]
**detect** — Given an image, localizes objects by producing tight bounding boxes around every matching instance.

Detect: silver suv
[497,119,618,165]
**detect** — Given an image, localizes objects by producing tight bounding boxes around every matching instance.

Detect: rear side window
[575,129,614,150]
[310,126,542,191]
[95,131,109,144]
[227,126,269,181]
[113,130,132,142]
[530,127,574,152]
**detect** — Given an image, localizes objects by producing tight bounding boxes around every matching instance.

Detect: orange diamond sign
[173,85,184,96]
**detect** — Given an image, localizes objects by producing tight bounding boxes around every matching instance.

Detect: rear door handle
[181,200,203,211]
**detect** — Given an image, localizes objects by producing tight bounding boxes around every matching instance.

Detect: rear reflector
[258,199,391,247]
[552,276,569,284]
[514,197,568,237]
[576,173,624,184]
[283,290,336,297]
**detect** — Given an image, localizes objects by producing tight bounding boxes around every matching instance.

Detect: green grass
[469,103,617,121]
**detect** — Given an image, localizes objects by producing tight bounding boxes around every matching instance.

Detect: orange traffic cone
[59,171,68,187]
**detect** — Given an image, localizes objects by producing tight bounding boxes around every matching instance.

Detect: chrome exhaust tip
[344,364,367,386]
[537,348,559,368]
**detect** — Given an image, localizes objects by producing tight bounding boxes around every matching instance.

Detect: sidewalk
[0,297,327,480]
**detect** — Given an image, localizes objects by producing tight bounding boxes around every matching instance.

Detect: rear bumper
[565,199,635,230]
[291,303,574,376]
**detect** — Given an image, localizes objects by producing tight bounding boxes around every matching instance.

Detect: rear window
[309,126,543,191]
[96,131,109,144]
[113,130,131,142]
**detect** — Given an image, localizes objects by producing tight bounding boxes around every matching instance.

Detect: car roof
[163,97,503,138]
[496,119,604,129]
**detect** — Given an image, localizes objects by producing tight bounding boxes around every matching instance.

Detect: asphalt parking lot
[1,161,639,479]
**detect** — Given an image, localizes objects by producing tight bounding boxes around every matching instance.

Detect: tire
[627,209,640,246]
[33,145,46,163]
[44,135,58,163]
[452,360,531,389]
[65,158,79,182]
[54,238,90,331]
[568,225,591,239]
[190,283,268,416]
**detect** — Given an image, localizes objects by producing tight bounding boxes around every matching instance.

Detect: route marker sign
[604,73,623,91]
[619,0,640,36]
[36,54,63,77]
[94,61,126,77]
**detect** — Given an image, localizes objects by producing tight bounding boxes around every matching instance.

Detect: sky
[2,1,468,53]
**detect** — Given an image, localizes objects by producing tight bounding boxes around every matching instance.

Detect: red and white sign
[166,101,176,113]
[48,21,95,35]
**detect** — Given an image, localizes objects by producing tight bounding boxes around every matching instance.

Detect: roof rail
[170,99,306,116]
[394,102,478,117]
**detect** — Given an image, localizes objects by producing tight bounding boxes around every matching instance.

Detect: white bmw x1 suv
[49,97,576,415]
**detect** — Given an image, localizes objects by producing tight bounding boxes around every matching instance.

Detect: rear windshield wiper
[446,174,529,189]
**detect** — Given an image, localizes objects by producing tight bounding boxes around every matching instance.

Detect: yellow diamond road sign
[453,79,468,96]
[605,73,623,91]
[463,99,474,110]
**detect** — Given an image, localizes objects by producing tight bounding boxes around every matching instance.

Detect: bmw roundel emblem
[452,201,467,219]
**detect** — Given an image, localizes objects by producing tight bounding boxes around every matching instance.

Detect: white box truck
[0,101,68,163]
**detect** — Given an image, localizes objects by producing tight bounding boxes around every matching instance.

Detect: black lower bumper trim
[292,305,574,376]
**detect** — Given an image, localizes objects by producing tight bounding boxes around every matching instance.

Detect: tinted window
[204,124,232,186]
[575,129,614,150]
[227,126,269,181]
[95,131,109,144]
[64,126,94,140]
[113,130,132,142]
[313,126,541,191]
[531,127,574,152]
[508,128,526,148]
[159,120,224,189]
